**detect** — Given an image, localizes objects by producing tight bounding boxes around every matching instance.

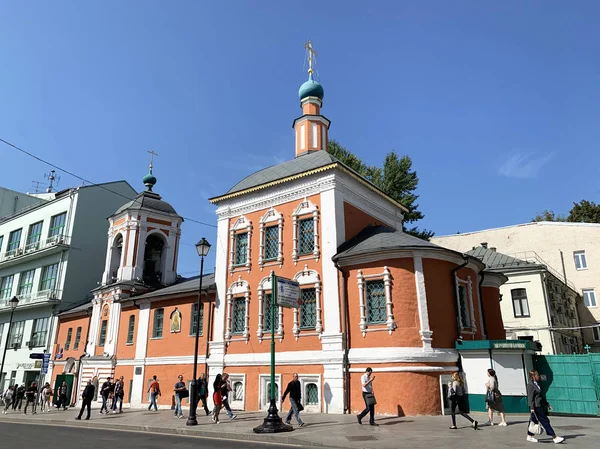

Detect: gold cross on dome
[147,150,158,167]
[304,40,318,75]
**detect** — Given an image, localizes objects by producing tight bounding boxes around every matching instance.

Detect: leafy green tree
[532,210,567,222]
[328,140,433,240]
[567,200,600,223]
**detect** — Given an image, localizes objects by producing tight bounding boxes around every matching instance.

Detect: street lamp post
[186,237,211,426]
[0,296,19,390]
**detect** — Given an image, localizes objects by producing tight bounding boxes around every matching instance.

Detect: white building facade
[434,222,600,351]
[0,181,136,390]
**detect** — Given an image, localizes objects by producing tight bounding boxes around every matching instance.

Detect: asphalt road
[0,422,297,449]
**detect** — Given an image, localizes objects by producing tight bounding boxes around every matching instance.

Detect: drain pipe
[451,257,469,340]
[334,261,350,414]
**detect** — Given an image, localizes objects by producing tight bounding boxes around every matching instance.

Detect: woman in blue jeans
[526,370,564,444]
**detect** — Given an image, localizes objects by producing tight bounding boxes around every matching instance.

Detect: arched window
[143,234,165,286]
[109,234,123,280]
[306,383,318,405]
[233,381,244,401]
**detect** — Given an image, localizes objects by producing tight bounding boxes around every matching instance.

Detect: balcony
[0,289,61,310]
[0,235,70,268]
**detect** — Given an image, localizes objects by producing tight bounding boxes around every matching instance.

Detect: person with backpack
[147,375,161,411]
[99,376,113,414]
[112,376,125,413]
[2,385,14,414]
[485,369,507,426]
[448,372,477,430]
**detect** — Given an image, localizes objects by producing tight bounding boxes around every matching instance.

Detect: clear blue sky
[1,1,599,276]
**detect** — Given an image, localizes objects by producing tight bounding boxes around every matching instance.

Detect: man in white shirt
[357,367,377,426]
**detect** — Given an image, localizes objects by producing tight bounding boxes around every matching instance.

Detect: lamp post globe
[187,238,210,426]
[9,296,18,310]
[195,238,211,257]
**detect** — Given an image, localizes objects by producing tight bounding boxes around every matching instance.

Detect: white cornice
[348,347,459,364]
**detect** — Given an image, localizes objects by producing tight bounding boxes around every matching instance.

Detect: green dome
[143,168,157,191]
[298,74,324,101]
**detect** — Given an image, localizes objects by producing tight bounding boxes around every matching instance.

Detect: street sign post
[276,277,301,309]
[253,272,294,434]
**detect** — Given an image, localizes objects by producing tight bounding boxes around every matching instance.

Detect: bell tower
[293,41,330,157]
[101,152,183,287]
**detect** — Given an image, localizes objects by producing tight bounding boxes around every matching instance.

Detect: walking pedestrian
[40,383,53,412]
[23,382,38,415]
[448,372,477,430]
[75,380,95,421]
[173,375,187,419]
[112,376,125,413]
[56,381,69,410]
[220,373,237,420]
[211,374,223,424]
[357,367,378,426]
[485,369,507,426]
[196,373,211,416]
[526,370,564,444]
[13,384,24,410]
[99,376,113,414]
[147,375,161,412]
[2,385,14,414]
[282,373,304,427]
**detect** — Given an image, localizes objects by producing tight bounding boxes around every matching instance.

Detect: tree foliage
[532,200,600,223]
[328,140,433,240]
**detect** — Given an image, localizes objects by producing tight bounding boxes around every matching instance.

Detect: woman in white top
[485,369,507,426]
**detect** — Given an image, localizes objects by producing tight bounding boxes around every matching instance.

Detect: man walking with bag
[282,373,304,427]
[357,367,378,426]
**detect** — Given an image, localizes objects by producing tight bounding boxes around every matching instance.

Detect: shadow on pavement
[382,420,414,426]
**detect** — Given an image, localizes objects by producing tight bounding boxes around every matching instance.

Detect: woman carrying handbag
[526,370,564,444]
[448,372,477,430]
[485,369,507,426]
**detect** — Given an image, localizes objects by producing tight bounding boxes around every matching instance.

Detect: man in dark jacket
[282,373,304,427]
[76,380,95,420]
[13,384,25,410]
[56,381,69,410]
[23,382,38,414]
[197,373,211,416]
[99,377,113,414]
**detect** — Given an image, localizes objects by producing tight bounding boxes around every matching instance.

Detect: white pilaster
[86,301,102,354]
[104,301,121,356]
[413,255,433,349]
[135,301,151,360]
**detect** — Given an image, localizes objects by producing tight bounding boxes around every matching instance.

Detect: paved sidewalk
[0,407,597,448]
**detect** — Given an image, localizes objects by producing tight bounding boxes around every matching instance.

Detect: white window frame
[225,276,250,344]
[300,124,305,150]
[258,208,283,270]
[299,374,321,413]
[292,265,323,339]
[229,216,252,273]
[228,374,246,410]
[356,267,396,337]
[455,276,476,334]
[259,374,281,411]
[574,251,588,270]
[583,289,597,308]
[311,123,318,149]
[256,276,283,343]
[593,324,600,342]
[291,199,319,265]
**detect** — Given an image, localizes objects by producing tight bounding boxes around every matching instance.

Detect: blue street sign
[29,353,45,360]
[41,353,50,375]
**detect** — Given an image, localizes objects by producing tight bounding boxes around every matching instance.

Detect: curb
[0,417,344,449]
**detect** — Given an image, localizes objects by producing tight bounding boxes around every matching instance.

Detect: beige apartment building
[433,222,600,351]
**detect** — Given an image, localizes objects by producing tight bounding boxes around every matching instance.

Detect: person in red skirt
[212,373,223,423]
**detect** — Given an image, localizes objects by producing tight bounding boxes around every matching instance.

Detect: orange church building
[49,59,506,416]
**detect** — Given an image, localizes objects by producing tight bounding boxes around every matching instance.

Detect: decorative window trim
[259,373,281,411]
[225,276,250,344]
[455,276,477,333]
[291,199,320,265]
[258,208,283,270]
[228,374,246,410]
[229,216,252,273]
[293,264,323,340]
[256,276,283,343]
[357,267,395,337]
[299,374,321,412]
